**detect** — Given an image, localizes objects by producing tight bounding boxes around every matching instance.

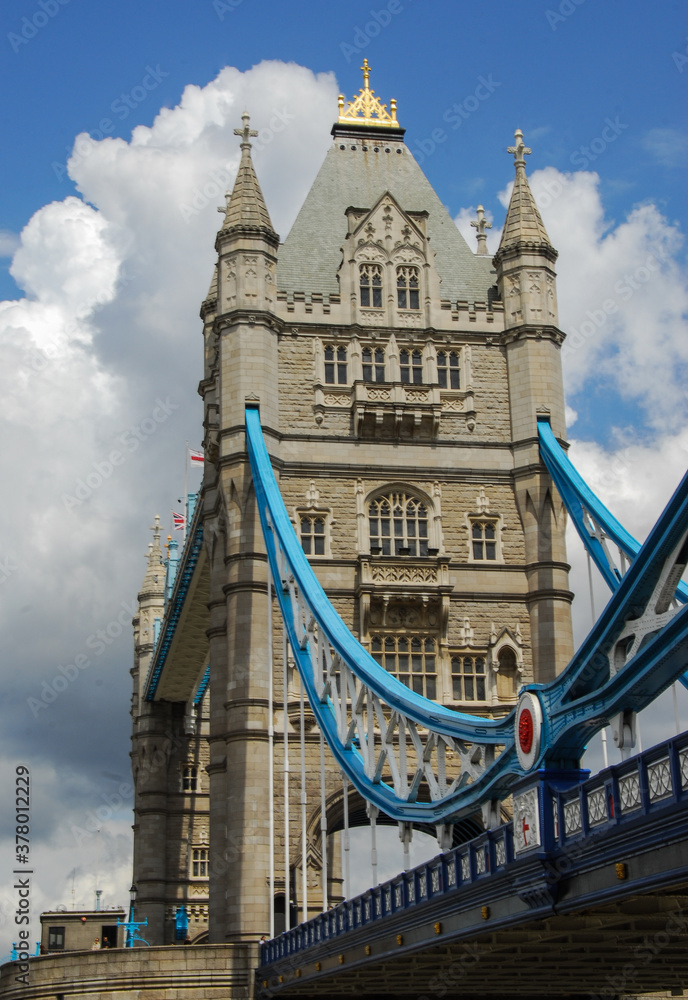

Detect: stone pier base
[0,944,259,1000]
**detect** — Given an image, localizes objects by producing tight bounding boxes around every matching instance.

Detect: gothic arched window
[324,345,347,384]
[300,515,325,555]
[451,655,487,702]
[400,349,423,385]
[396,266,420,309]
[368,491,429,556]
[362,347,385,383]
[471,520,497,561]
[360,263,383,308]
[496,646,518,701]
[437,350,461,389]
[371,634,437,698]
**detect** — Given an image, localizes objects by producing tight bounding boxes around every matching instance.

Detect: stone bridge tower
[131,64,573,950]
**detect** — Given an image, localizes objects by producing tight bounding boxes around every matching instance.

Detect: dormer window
[400,349,423,385]
[437,350,460,389]
[396,266,420,310]
[362,347,385,383]
[324,345,347,384]
[360,264,383,308]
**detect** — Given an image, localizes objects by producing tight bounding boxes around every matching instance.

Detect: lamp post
[117,882,148,948]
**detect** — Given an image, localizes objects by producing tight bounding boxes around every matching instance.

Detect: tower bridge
[4,64,687,1000]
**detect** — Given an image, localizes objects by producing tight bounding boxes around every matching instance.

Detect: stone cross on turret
[234,111,258,149]
[508,129,532,170]
[471,205,493,256]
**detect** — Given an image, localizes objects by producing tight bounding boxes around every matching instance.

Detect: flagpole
[184,440,189,544]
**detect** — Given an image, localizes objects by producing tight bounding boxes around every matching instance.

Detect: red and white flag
[189,448,204,465]
[172,511,186,531]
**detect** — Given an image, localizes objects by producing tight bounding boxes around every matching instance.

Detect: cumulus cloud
[1,58,687,953]
[0,60,338,954]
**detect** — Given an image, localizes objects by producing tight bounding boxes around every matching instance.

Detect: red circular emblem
[518,708,534,754]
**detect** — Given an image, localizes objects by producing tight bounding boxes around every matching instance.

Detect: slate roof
[276,134,496,305]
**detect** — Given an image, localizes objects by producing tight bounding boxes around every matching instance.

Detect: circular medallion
[515,692,543,771]
[518,708,534,754]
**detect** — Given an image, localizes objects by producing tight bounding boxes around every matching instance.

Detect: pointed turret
[495,130,572,683]
[140,514,165,599]
[494,130,554,260]
[217,112,278,243]
[493,129,560,331]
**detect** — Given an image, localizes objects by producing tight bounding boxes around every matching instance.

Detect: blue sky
[0,0,687,951]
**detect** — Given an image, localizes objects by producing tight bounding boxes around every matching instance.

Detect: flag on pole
[189,448,204,465]
[172,511,186,531]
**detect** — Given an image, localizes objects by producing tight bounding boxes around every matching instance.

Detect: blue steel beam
[246,406,688,821]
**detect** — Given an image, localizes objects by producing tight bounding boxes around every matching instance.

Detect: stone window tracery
[362,346,386,383]
[182,765,198,792]
[300,515,326,556]
[451,654,487,702]
[368,491,429,556]
[190,847,209,878]
[437,350,461,389]
[396,266,420,310]
[371,634,437,699]
[324,345,347,385]
[471,520,497,561]
[400,349,423,385]
[360,263,383,308]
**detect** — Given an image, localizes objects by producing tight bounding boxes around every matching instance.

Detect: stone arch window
[471,520,497,561]
[324,344,347,385]
[400,348,423,385]
[371,634,437,698]
[496,645,518,701]
[396,265,420,309]
[182,765,198,792]
[451,654,487,702]
[362,346,385,383]
[368,491,429,556]
[299,515,326,556]
[436,350,461,389]
[360,263,383,308]
[190,847,209,878]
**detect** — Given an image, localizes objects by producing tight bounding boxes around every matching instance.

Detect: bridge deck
[259,734,688,996]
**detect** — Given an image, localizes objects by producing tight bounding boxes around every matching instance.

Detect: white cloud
[642,127,688,169]
[0,230,20,258]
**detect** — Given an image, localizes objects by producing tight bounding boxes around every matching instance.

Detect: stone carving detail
[394,247,424,264]
[370,565,438,584]
[397,311,423,328]
[441,398,465,412]
[359,310,385,326]
[366,387,392,401]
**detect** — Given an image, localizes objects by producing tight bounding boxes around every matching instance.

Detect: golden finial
[337,60,399,128]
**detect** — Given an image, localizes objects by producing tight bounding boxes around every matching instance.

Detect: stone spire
[217,112,277,243]
[494,129,555,265]
[140,514,165,596]
[471,205,493,255]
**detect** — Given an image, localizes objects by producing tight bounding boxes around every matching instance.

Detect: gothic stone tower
[132,65,573,948]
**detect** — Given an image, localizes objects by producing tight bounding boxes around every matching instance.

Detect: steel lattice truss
[246,406,688,824]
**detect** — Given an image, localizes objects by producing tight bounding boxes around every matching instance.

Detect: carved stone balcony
[357,555,453,637]
[313,381,475,438]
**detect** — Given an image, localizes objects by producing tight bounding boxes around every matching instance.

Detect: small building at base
[39,910,126,953]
